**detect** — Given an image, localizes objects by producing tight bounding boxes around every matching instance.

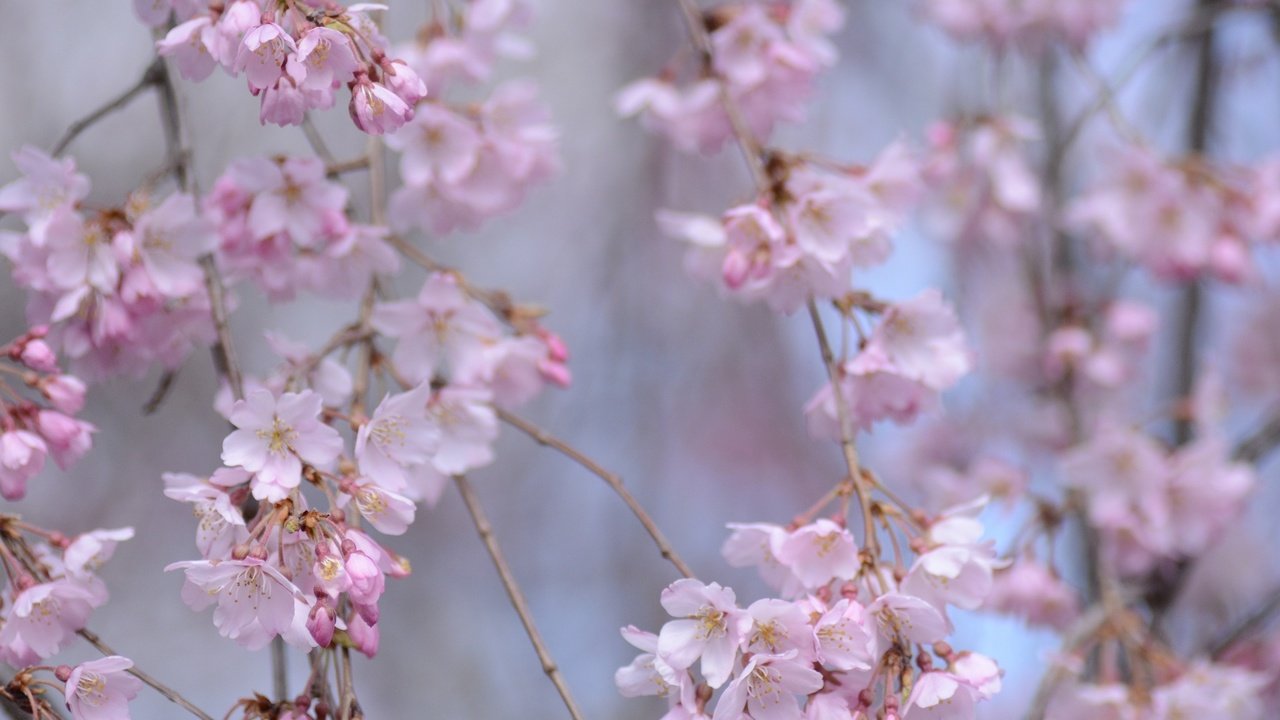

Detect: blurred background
[3,1,1280,717]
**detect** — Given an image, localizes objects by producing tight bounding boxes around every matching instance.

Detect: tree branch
[78,630,215,720]
[453,475,585,720]
[497,408,695,579]
[51,58,164,157]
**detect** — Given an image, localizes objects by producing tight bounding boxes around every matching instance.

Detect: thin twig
[805,301,876,555]
[78,630,214,720]
[300,114,337,166]
[668,0,878,555]
[153,37,271,696]
[453,475,585,720]
[1025,603,1115,720]
[498,408,695,579]
[51,58,164,157]
[1209,587,1280,657]
[142,368,180,415]
[1233,409,1280,463]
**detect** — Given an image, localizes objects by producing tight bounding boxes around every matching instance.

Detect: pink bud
[539,329,570,363]
[35,410,81,446]
[537,359,572,388]
[355,600,379,626]
[42,375,86,415]
[348,612,380,658]
[343,550,385,606]
[19,339,58,373]
[307,602,336,647]
[722,250,750,289]
[380,59,427,106]
[1209,235,1251,284]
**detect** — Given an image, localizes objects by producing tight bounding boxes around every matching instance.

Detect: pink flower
[63,655,143,720]
[777,519,859,589]
[349,79,413,135]
[744,599,814,658]
[0,580,100,664]
[238,156,348,245]
[163,469,250,558]
[221,388,343,502]
[0,430,47,500]
[711,651,823,720]
[901,497,1004,611]
[721,523,801,596]
[132,193,215,297]
[157,17,219,82]
[0,146,90,239]
[981,560,1079,631]
[902,670,982,720]
[167,557,306,648]
[355,382,438,493]
[656,579,751,689]
[296,28,358,92]
[615,625,691,703]
[234,22,297,91]
[64,527,133,578]
[387,103,481,186]
[44,207,120,293]
[350,482,417,535]
[813,598,875,671]
[426,385,498,475]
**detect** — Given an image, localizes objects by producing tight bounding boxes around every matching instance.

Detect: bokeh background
[3,1,1280,717]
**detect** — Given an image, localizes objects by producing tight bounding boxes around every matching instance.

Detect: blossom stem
[50,58,165,157]
[452,475,586,720]
[497,408,696,579]
[806,300,878,558]
[77,629,215,720]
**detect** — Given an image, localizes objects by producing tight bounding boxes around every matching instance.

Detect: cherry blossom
[61,655,143,720]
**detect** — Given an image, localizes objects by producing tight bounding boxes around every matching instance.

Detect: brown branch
[51,58,164,157]
[1233,409,1280,463]
[497,408,695,579]
[453,475,586,720]
[667,0,879,556]
[1209,587,1280,658]
[805,301,876,556]
[78,630,215,720]
[141,367,180,415]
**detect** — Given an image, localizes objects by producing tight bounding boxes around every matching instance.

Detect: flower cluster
[659,144,921,313]
[922,116,1041,250]
[204,155,399,301]
[385,0,559,235]
[0,147,216,381]
[1067,144,1258,283]
[151,0,426,133]
[1045,660,1268,718]
[0,519,133,666]
[919,0,1128,50]
[1060,425,1254,577]
[165,268,570,651]
[618,499,1005,719]
[805,289,971,435]
[0,328,92,500]
[617,0,845,153]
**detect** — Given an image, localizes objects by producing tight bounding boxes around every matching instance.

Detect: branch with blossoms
[608,0,1280,719]
[0,1,698,718]
[8,0,1280,718]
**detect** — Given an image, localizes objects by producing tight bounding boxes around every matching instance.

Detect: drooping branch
[51,58,165,157]
[452,475,586,720]
[498,408,695,579]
